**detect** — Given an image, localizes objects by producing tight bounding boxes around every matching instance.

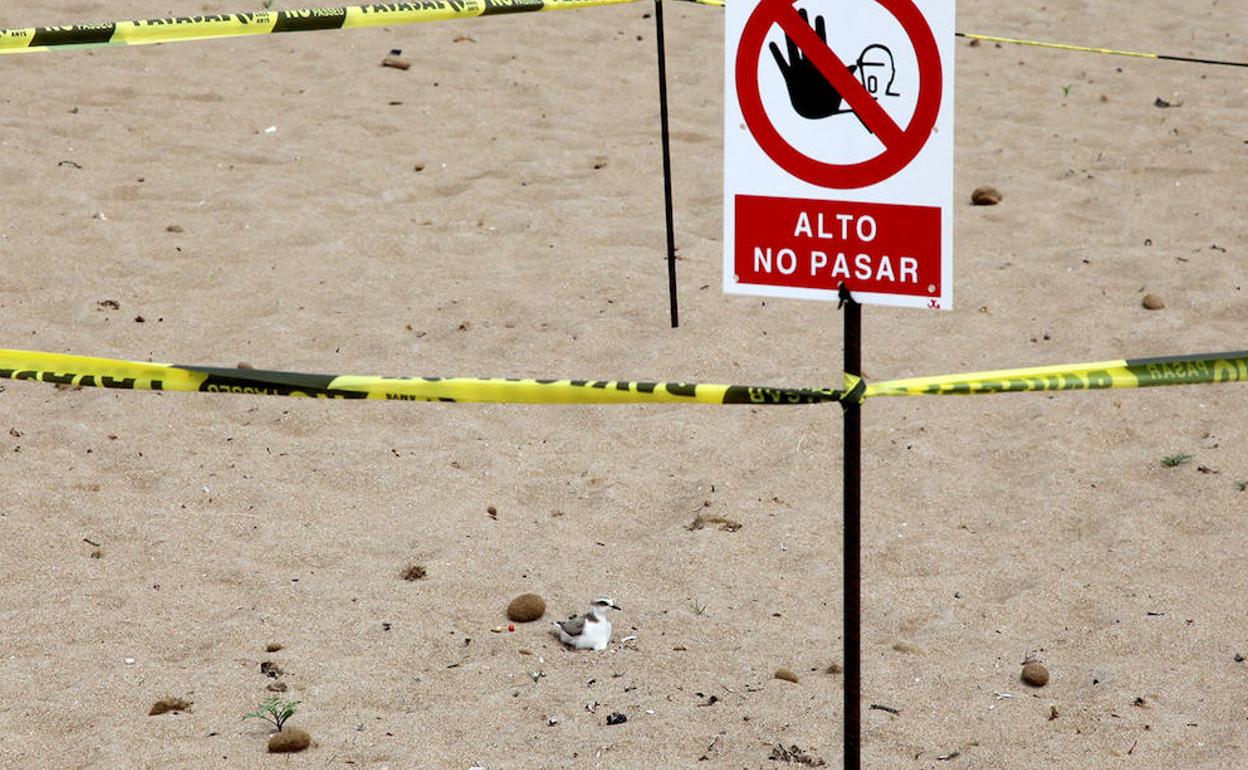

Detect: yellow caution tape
[0,0,720,55]
[1,4,1242,69]
[866,351,1248,398]
[3,349,1245,407]
[955,33,1159,61]
[0,349,843,405]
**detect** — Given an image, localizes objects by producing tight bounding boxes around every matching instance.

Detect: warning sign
[724,0,955,309]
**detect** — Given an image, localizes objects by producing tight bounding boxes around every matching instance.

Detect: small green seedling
[1161,453,1194,468]
[1061,84,1073,97]
[1236,480,1247,492]
[243,698,300,732]
[690,599,708,616]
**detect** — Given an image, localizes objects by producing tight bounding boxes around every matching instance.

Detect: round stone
[507,593,546,623]
[268,727,311,753]
[1021,662,1050,687]
[1142,294,1165,310]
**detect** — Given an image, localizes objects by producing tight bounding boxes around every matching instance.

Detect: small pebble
[971,186,1002,206]
[266,681,288,693]
[265,642,283,653]
[1142,294,1165,310]
[1234,653,1245,663]
[165,224,184,233]
[268,727,311,753]
[774,668,800,683]
[124,658,136,665]
[605,712,627,726]
[1021,661,1050,687]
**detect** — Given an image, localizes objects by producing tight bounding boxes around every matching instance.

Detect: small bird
[553,597,621,651]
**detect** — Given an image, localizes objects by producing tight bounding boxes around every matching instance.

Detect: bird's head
[591,597,622,612]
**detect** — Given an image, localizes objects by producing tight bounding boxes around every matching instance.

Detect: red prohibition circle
[736,0,943,189]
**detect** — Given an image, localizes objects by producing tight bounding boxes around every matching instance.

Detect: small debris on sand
[401,564,427,581]
[260,661,283,679]
[165,224,184,233]
[148,697,192,716]
[826,662,843,675]
[971,186,1002,206]
[265,642,283,653]
[1142,293,1165,310]
[892,641,923,655]
[687,513,742,532]
[774,668,800,684]
[268,726,311,753]
[1021,661,1050,687]
[381,56,411,70]
[605,712,628,726]
[266,681,288,693]
[507,593,546,622]
[769,744,826,766]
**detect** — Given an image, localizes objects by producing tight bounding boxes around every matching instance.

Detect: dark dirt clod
[148,697,192,716]
[605,712,627,726]
[401,564,427,581]
[774,668,800,683]
[971,186,1003,206]
[260,661,283,678]
[265,642,283,653]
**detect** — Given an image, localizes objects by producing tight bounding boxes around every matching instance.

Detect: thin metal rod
[654,0,679,328]
[842,289,862,770]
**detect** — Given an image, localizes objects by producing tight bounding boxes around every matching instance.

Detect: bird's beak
[610,603,622,611]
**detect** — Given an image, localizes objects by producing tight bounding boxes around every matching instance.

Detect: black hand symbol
[769,9,858,120]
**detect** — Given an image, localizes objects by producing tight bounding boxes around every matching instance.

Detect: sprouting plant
[1161,453,1194,468]
[1236,480,1247,492]
[1061,84,1073,97]
[243,698,300,732]
[690,599,708,616]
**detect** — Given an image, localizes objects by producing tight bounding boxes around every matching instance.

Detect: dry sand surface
[1,0,1247,767]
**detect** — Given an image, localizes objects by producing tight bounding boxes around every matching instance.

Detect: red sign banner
[733,195,941,298]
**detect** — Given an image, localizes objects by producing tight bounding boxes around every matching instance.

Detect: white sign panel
[724,0,955,309]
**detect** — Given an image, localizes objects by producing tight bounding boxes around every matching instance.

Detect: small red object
[508,624,515,632]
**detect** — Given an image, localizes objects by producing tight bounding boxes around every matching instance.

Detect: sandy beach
[1,0,1246,767]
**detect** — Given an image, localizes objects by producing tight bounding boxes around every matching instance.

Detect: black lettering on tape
[482,0,546,16]
[272,9,348,32]
[29,24,115,47]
